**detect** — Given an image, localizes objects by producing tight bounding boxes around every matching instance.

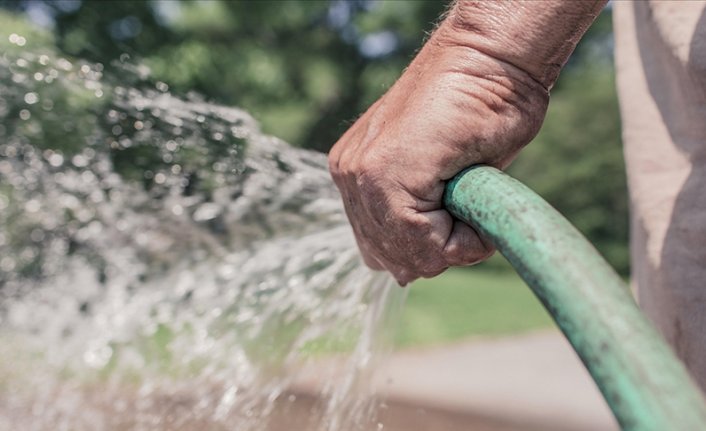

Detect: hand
[328,24,549,285]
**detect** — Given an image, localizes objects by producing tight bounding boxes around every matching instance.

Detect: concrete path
[377,329,619,431]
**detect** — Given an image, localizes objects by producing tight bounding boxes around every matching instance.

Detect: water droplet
[0,256,16,272]
[25,199,40,213]
[72,155,88,167]
[81,170,95,184]
[30,228,45,242]
[154,172,166,184]
[231,126,250,139]
[3,145,16,157]
[19,109,31,120]
[8,33,26,46]
[57,58,73,71]
[165,140,178,152]
[48,153,64,167]
[83,344,113,369]
[193,203,221,221]
[134,120,144,130]
[24,92,39,105]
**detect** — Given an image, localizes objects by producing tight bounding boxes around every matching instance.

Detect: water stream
[0,28,403,430]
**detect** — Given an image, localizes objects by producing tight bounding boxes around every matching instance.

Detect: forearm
[437,0,607,89]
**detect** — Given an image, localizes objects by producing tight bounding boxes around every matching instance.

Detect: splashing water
[0,26,403,431]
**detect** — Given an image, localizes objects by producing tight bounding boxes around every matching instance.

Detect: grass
[395,261,555,348]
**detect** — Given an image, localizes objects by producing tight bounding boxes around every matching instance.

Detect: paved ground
[377,330,620,431]
[294,329,620,430]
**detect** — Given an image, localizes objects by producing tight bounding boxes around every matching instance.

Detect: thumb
[442,219,495,266]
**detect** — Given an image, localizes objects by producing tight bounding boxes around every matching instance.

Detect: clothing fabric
[614,1,706,389]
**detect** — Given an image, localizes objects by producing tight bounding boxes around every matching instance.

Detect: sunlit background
[0,1,625,430]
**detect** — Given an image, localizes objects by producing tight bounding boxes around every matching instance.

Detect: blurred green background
[0,0,626,347]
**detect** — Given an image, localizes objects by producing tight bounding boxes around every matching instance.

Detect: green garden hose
[444,165,706,431]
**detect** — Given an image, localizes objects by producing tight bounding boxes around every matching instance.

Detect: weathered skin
[328,0,606,285]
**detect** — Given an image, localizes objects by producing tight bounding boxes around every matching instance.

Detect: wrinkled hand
[328,25,550,285]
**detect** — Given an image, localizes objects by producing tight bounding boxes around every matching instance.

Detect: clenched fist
[328,1,604,285]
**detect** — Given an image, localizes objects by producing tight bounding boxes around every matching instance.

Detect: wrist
[436,0,606,89]
[377,37,549,174]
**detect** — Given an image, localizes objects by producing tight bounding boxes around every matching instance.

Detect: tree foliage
[12,0,445,151]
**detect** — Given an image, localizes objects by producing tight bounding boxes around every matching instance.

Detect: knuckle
[419,266,446,279]
[444,243,467,263]
[355,161,383,189]
[409,255,446,279]
[327,151,341,178]
[464,247,495,266]
[402,216,435,243]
